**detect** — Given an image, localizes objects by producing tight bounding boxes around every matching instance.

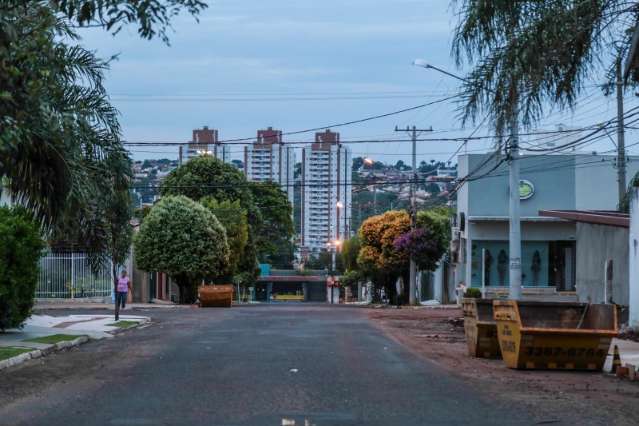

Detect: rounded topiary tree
[0,207,44,331]
[133,196,230,304]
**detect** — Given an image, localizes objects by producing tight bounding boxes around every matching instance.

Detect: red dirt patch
[368,306,639,425]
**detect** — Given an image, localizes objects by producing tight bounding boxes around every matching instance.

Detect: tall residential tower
[185,126,230,163]
[244,127,295,206]
[301,130,352,252]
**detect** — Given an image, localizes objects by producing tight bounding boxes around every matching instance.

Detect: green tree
[451,1,636,134]
[51,149,134,284]
[160,156,261,281]
[341,236,361,272]
[54,0,208,44]
[133,196,229,304]
[0,207,44,331]
[200,197,249,280]
[0,4,123,227]
[161,156,255,208]
[1,1,205,224]
[248,182,295,267]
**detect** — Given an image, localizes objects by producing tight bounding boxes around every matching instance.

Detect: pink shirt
[117,277,130,292]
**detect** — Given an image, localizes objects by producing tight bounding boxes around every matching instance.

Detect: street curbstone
[0,335,91,372]
[0,352,32,371]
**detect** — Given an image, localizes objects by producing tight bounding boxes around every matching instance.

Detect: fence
[36,252,113,299]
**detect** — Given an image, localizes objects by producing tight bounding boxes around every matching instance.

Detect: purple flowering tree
[393,228,444,272]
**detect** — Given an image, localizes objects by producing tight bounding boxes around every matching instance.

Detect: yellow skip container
[462,298,502,359]
[493,300,618,370]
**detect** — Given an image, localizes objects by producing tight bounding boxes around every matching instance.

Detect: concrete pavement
[0,305,536,426]
[0,314,149,371]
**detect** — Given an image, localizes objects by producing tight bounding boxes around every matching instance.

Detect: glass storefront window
[470,241,575,289]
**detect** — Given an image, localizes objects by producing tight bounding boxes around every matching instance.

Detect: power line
[122,124,628,146]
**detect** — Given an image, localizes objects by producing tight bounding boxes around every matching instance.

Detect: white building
[449,152,639,303]
[243,127,295,206]
[301,130,352,252]
[185,126,230,163]
[630,183,639,329]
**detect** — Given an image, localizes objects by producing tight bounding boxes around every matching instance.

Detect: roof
[539,210,629,228]
[468,216,566,223]
[257,275,326,282]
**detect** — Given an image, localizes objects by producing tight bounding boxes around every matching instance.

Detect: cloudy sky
[79,0,631,163]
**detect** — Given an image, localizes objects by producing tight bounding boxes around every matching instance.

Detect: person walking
[115,270,131,321]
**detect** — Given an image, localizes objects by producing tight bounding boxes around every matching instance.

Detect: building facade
[185,126,230,163]
[244,127,295,206]
[630,183,639,328]
[301,130,352,252]
[451,153,639,299]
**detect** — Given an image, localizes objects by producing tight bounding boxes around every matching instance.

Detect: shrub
[0,207,44,331]
[133,196,229,304]
[464,288,482,299]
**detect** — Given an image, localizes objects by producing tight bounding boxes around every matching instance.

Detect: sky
[78,0,636,164]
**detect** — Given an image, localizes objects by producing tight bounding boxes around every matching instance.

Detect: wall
[458,153,639,218]
[468,220,575,241]
[575,155,639,210]
[462,154,576,217]
[630,188,639,328]
[576,223,629,305]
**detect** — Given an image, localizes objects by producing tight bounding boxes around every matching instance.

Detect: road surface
[0,305,534,425]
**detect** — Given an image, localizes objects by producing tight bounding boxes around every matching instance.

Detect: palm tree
[1,5,123,227]
[451,1,639,134]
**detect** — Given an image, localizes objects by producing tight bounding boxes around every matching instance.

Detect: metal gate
[36,252,113,299]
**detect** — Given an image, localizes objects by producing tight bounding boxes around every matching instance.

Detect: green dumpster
[493,300,618,370]
[462,298,501,359]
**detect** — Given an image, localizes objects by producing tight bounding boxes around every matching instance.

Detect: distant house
[540,210,629,306]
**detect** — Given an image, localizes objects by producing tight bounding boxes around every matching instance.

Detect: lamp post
[327,239,342,304]
[413,59,522,300]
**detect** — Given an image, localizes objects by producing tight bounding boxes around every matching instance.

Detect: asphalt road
[0,305,534,426]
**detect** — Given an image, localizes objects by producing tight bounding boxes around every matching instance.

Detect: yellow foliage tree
[357,210,410,277]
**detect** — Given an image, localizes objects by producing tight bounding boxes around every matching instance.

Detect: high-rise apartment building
[244,127,295,206]
[185,126,230,163]
[301,130,352,252]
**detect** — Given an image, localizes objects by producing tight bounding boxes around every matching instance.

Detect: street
[0,305,534,426]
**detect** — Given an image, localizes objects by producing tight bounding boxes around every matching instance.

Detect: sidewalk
[34,300,178,310]
[604,338,639,371]
[0,313,149,371]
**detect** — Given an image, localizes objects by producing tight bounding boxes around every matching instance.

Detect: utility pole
[508,110,522,300]
[616,59,627,208]
[412,60,523,300]
[394,125,433,305]
[178,145,183,166]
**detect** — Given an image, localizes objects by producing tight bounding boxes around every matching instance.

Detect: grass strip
[0,346,32,361]
[107,320,139,329]
[24,334,83,344]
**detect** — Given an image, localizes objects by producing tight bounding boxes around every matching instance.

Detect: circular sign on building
[519,179,535,200]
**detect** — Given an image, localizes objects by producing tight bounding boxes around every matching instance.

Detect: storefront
[465,220,576,291]
[451,153,639,296]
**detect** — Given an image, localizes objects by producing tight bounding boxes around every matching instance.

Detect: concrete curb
[0,335,89,371]
[108,319,150,335]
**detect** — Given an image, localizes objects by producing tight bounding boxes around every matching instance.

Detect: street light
[336,201,344,209]
[363,157,374,166]
[413,58,522,300]
[412,59,467,83]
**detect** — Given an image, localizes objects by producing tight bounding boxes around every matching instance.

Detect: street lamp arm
[412,60,468,83]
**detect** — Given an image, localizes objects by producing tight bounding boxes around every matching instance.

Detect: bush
[464,288,482,299]
[0,207,44,331]
[133,196,229,304]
